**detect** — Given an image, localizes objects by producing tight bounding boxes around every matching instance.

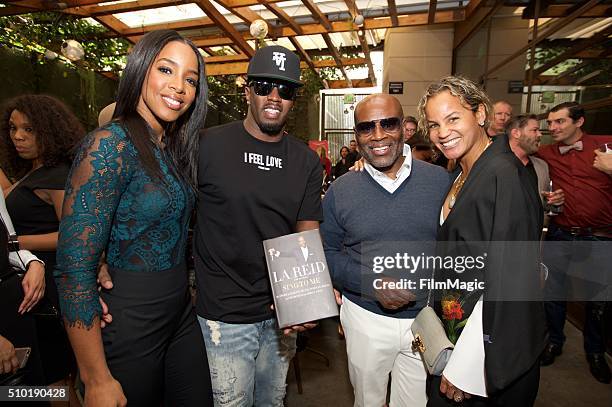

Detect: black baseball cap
[247,45,303,87]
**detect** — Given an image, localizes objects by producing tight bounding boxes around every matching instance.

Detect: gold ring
[454,394,464,403]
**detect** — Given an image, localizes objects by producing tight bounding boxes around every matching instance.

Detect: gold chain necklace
[448,171,466,209]
[448,139,492,210]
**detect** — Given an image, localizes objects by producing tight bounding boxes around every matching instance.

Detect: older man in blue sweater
[321,94,450,407]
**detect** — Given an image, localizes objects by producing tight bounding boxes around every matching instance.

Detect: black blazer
[436,134,546,394]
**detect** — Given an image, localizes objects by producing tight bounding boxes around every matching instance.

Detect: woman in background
[333,146,351,180]
[1,184,46,386]
[418,76,545,406]
[0,94,83,388]
[55,29,213,406]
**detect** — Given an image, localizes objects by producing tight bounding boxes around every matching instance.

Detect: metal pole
[482,15,493,90]
[526,0,540,112]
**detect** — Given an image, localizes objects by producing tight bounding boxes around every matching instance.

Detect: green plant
[0,12,129,73]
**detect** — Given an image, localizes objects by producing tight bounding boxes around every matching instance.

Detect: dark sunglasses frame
[249,80,298,101]
[354,117,403,136]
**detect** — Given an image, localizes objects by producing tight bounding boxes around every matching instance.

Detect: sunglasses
[354,117,402,136]
[249,80,298,101]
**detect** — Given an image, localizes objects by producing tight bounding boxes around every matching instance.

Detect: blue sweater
[321,160,450,318]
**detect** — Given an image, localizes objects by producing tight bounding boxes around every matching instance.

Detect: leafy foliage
[0,12,129,73]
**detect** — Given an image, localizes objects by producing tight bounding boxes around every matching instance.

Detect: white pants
[340,297,427,407]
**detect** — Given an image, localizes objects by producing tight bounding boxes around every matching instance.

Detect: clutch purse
[411,305,454,376]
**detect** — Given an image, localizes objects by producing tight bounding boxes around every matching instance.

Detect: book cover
[263,229,339,328]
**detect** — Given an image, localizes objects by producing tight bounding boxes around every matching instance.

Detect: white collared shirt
[363,144,412,193]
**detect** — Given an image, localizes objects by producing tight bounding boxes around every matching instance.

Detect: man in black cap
[193,45,323,405]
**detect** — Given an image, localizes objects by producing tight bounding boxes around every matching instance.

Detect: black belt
[553,224,612,237]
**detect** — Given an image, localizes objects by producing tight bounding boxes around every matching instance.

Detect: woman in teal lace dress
[55,30,213,406]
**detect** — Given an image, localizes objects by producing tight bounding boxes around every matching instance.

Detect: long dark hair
[0,95,85,180]
[113,29,207,190]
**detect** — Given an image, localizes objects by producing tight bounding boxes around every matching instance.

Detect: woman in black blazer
[417,76,546,406]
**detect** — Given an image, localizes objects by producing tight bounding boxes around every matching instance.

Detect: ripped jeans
[198,316,297,407]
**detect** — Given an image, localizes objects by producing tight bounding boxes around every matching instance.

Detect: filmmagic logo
[272,52,286,71]
[373,278,485,292]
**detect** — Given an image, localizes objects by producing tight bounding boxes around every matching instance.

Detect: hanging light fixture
[249,19,269,40]
[353,14,364,27]
[60,40,85,62]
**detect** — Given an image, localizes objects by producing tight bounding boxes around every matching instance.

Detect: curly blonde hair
[417,76,492,139]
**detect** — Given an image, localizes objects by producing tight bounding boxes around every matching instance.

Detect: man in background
[488,100,513,136]
[506,114,565,207]
[347,139,362,165]
[403,115,419,146]
[537,102,612,384]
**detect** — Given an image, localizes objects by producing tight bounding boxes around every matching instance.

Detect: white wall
[383,24,454,117]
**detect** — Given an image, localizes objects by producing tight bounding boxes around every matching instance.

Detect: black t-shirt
[194,121,323,323]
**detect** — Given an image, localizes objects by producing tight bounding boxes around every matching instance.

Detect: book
[263,229,339,328]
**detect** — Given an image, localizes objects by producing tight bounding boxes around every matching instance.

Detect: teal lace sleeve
[54,125,133,328]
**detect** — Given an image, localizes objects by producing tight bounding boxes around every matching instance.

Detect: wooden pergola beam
[454,0,503,49]
[538,45,612,85]
[63,0,188,17]
[196,10,463,46]
[289,36,329,88]
[289,37,315,72]
[527,24,612,78]
[358,32,376,86]
[342,0,375,85]
[483,0,602,80]
[327,78,373,89]
[572,48,612,59]
[464,0,486,18]
[95,15,138,43]
[262,2,304,35]
[206,56,367,76]
[428,0,438,24]
[195,0,255,57]
[302,0,333,31]
[322,33,352,86]
[205,53,249,63]
[523,4,612,19]
[192,36,236,47]
[119,18,216,37]
[213,0,284,6]
[6,0,102,9]
[108,9,462,41]
[343,0,359,17]
[388,0,399,27]
[0,5,35,16]
[215,0,262,25]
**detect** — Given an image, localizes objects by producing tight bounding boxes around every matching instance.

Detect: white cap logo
[272,52,286,71]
